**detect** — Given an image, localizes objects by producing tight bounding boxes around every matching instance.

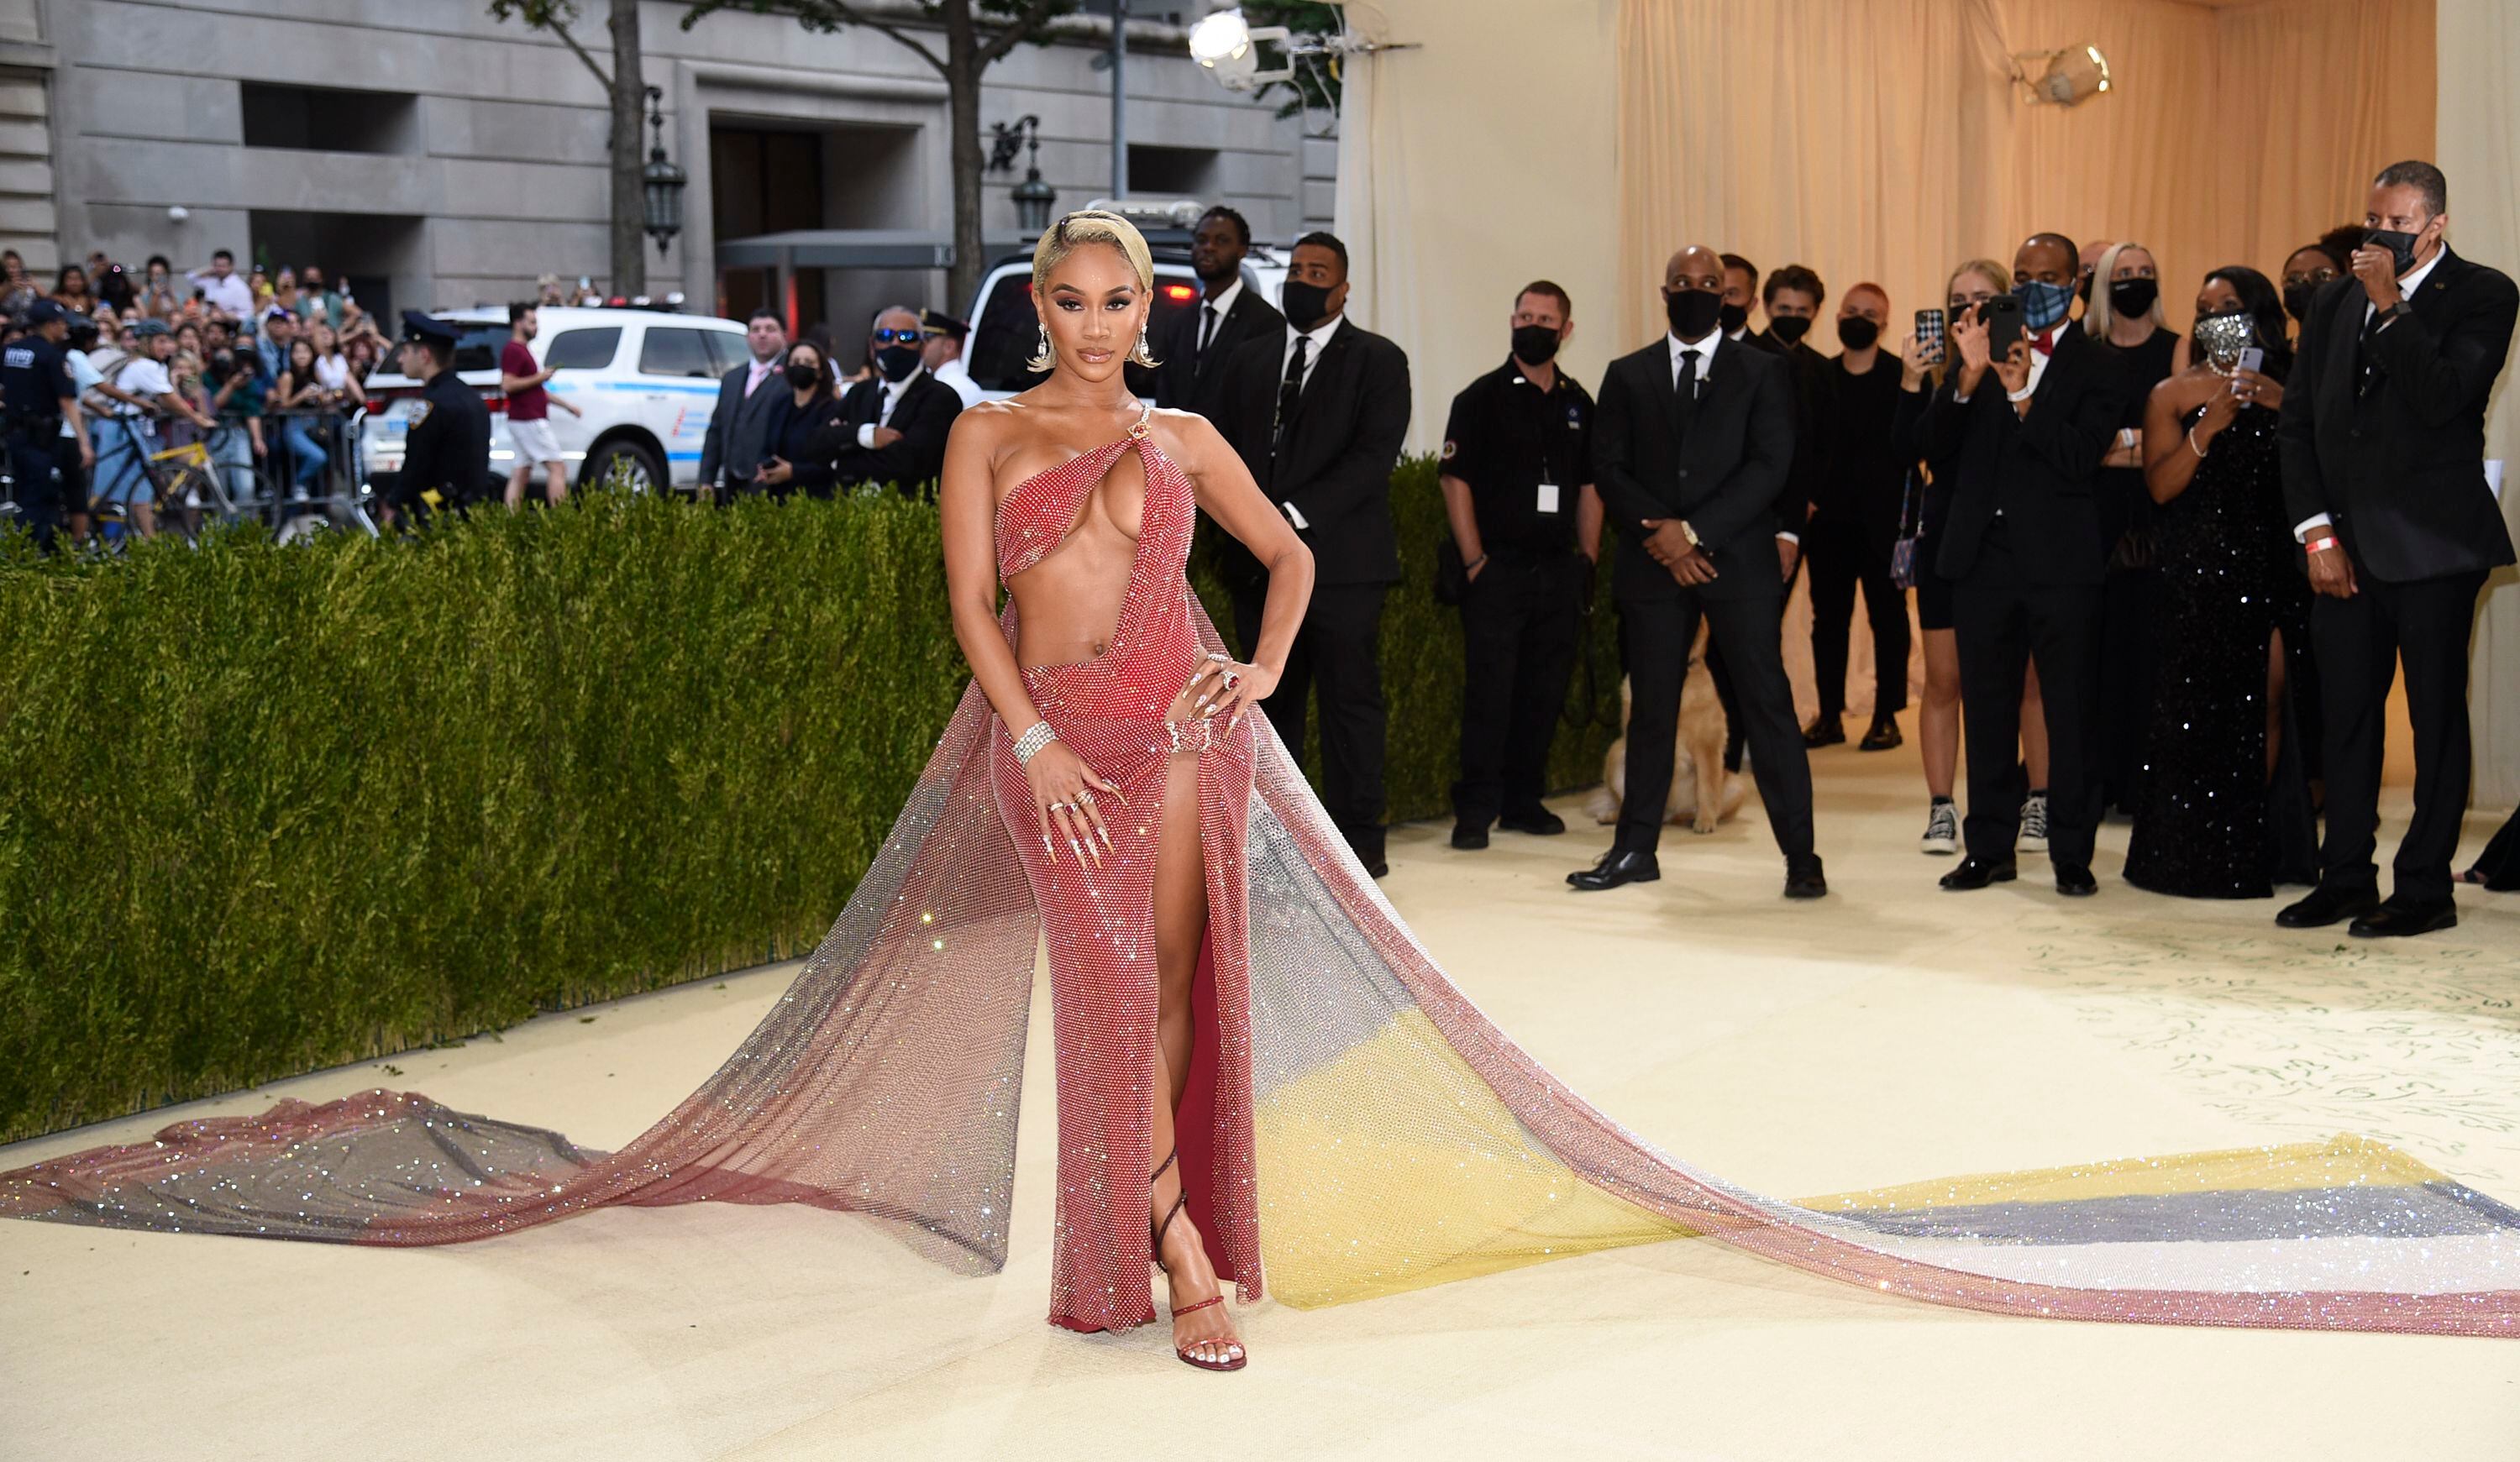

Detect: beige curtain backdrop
[1616,0,2433,352]
[2438,0,2520,810]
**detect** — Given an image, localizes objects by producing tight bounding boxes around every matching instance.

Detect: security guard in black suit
[1438,280,1600,849]
[371,311,491,528]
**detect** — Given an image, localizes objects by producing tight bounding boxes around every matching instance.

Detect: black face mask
[1767,315,1812,347]
[1718,301,1750,336]
[2282,280,2318,323]
[2076,271,2095,306]
[2108,277,2159,317]
[1835,315,1880,351]
[2364,228,2421,275]
[785,361,824,390]
[1666,288,1725,339]
[874,344,921,382]
[1510,322,1560,366]
[1281,279,1332,330]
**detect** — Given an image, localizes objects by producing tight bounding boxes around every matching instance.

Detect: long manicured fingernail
[1044,833,1057,861]
[1068,836,1088,866]
[1098,825,1114,851]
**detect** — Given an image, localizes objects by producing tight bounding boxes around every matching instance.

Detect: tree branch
[681,0,948,76]
[974,0,1067,68]
[549,18,615,91]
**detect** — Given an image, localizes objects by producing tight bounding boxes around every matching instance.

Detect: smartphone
[1982,295,2025,359]
[1914,308,1946,364]
[2234,345,2265,376]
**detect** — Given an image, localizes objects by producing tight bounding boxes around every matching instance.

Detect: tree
[490,0,650,297]
[681,0,1075,307]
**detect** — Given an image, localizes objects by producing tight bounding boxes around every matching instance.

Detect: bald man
[1573,245,1823,899]
[833,304,964,495]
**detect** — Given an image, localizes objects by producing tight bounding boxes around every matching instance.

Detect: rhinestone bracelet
[1012,721,1059,766]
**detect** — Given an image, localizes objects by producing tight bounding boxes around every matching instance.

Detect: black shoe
[1859,718,1903,752]
[1940,857,2018,891]
[1784,855,1828,899]
[2054,862,2097,897]
[2275,883,2381,929]
[1364,859,1389,880]
[1499,807,1567,836]
[1450,824,1489,851]
[2348,899,2457,939]
[1803,716,1845,748]
[1568,848,1661,891]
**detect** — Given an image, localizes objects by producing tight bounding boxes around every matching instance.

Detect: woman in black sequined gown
[2125,269,2316,899]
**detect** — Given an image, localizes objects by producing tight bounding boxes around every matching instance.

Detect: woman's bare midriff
[1004,448,1147,669]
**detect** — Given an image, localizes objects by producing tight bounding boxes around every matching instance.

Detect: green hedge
[0,459,1620,1140]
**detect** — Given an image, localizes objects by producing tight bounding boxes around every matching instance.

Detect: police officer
[371,311,490,528]
[1439,280,1602,849]
[3,300,97,550]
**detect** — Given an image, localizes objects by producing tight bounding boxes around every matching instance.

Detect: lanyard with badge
[1530,382,1576,518]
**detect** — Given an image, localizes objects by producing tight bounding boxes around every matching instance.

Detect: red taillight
[1163,282,1199,303]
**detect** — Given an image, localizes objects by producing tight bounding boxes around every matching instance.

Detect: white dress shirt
[1272,313,1347,528]
[1198,278,1245,356]
[856,364,927,448]
[2296,243,2445,542]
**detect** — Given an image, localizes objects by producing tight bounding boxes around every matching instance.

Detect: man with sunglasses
[832,305,963,495]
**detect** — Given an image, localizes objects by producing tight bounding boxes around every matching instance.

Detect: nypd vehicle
[359,306,747,493]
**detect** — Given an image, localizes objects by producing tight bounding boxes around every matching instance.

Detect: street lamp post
[641,86,687,259]
[1009,118,1058,235]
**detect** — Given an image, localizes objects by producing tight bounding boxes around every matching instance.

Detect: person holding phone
[1922,232,2127,898]
[2083,243,2181,819]
[2275,160,2518,938]
[1893,260,2058,857]
[2125,266,2315,899]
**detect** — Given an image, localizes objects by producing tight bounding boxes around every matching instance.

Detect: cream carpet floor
[6,748,2517,1460]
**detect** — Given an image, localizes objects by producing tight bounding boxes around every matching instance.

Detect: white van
[360,306,748,493]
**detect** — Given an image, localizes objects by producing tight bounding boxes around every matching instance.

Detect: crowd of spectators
[3,244,390,537]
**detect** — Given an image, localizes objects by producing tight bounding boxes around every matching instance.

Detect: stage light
[1189,8,1288,93]
[2019,45,2112,107]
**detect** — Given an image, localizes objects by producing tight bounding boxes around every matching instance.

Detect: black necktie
[1674,348,1700,432]
[1274,337,1309,456]
[1199,303,1220,360]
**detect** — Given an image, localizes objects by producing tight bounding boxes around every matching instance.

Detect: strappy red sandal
[1151,1147,1246,1372]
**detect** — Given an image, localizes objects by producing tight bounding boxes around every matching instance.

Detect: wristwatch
[1678,520,1702,549]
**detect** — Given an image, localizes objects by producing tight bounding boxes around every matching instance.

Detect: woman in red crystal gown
[8,213,2515,1360]
[942,210,1310,1369]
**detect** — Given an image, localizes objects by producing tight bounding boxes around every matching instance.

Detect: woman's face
[178,326,202,353]
[1947,267,2003,315]
[290,339,317,372]
[312,324,337,354]
[1033,241,1147,387]
[787,345,827,388]
[61,266,87,293]
[2195,278,2244,317]
[2109,247,2157,282]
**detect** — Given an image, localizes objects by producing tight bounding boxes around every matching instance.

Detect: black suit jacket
[1923,325,2124,587]
[2278,247,2519,583]
[1211,317,1413,588]
[1155,284,1284,419]
[1756,332,1832,537]
[696,361,786,489]
[1593,334,1795,603]
[832,371,963,495]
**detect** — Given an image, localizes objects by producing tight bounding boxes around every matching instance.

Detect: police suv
[360,306,748,493]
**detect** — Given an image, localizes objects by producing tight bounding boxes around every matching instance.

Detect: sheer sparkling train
[5,417,2515,1339]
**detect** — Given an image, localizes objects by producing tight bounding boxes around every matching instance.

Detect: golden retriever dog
[1585,621,1745,834]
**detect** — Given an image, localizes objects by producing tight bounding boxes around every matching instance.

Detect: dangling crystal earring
[1037,322,1051,359]
[1137,323,1151,364]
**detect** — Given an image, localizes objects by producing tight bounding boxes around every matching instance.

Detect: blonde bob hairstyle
[2081,241,2166,339]
[1027,209,1162,373]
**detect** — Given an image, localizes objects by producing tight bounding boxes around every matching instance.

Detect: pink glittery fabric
[4,415,2515,1341]
[988,416,1260,1332]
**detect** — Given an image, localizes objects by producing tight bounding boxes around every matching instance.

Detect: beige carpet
[6,747,2517,1460]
